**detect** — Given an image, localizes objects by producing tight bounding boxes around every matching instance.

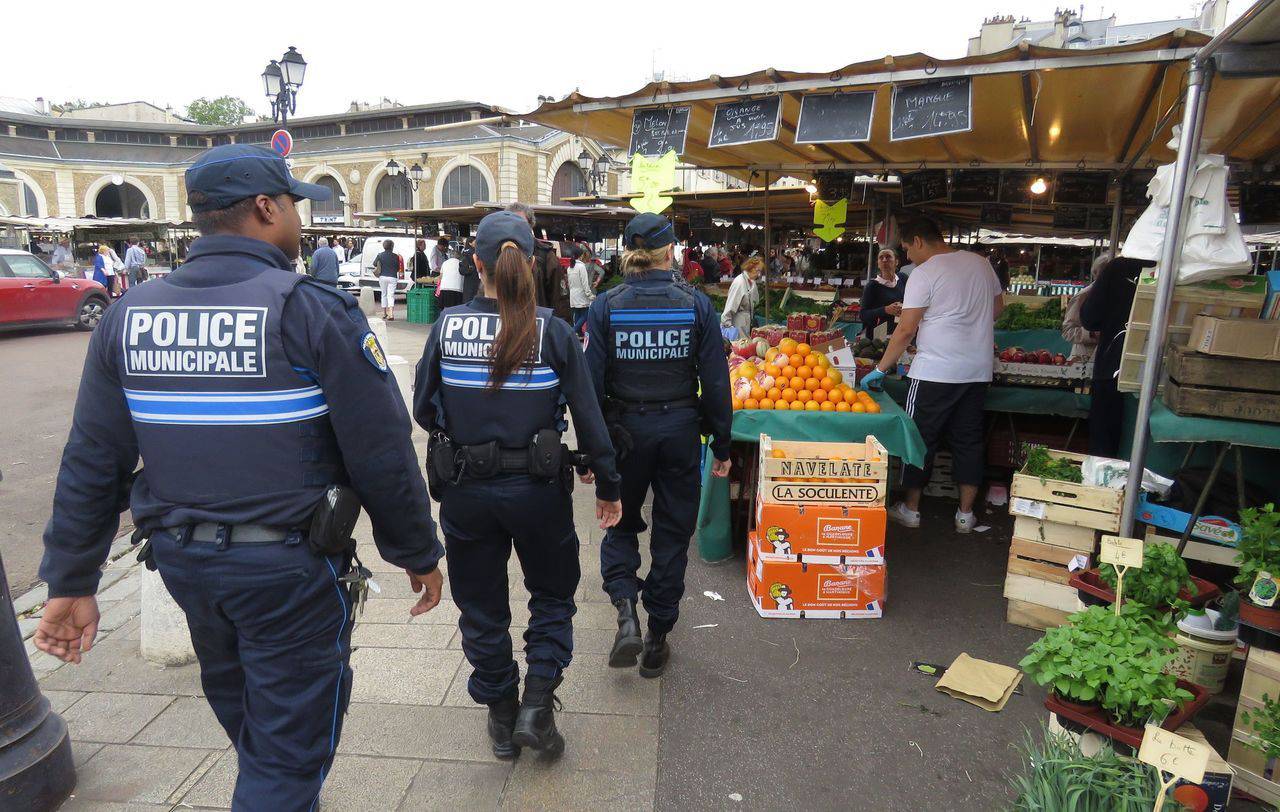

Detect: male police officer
[584,212,732,677]
[33,144,446,809]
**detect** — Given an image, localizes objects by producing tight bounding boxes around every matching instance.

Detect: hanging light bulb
[1030,177,1048,196]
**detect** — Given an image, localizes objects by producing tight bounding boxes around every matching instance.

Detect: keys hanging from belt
[338,552,380,621]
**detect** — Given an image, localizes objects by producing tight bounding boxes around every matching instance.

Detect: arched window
[551,162,588,202]
[21,182,39,216]
[441,165,490,207]
[311,176,344,223]
[374,173,414,212]
[94,181,149,218]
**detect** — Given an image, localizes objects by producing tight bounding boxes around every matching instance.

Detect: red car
[0,249,109,331]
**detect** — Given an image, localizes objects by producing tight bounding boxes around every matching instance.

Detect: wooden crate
[1008,539,1088,585]
[1010,450,1123,533]
[1013,516,1098,553]
[1228,648,1280,805]
[1167,343,1280,394]
[1006,599,1072,632]
[1003,573,1081,613]
[1165,379,1280,425]
[758,434,888,508]
[1142,525,1238,567]
[1117,274,1267,394]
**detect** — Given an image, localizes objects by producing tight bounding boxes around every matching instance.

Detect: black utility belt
[428,429,566,495]
[179,522,298,545]
[609,396,699,415]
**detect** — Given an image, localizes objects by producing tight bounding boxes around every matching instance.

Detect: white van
[336,236,418,300]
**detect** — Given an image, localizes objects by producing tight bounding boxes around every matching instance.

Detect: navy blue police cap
[623,212,675,250]
[185,144,331,212]
[475,211,534,266]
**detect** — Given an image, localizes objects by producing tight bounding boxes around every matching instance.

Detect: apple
[1053,353,1067,365]
[1011,350,1026,363]
[1038,350,1053,364]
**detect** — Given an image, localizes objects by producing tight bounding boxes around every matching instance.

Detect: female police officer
[583,212,733,679]
[414,210,622,760]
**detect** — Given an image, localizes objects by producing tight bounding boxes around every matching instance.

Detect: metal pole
[1119,60,1213,536]
[865,195,876,284]
[1108,176,1123,254]
[763,171,771,324]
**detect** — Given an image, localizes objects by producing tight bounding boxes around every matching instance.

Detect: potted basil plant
[1235,504,1280,632]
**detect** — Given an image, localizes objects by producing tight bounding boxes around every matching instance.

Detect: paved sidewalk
[20,316,660,810]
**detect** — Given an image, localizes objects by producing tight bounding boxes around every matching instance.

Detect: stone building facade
[0,100,616,226]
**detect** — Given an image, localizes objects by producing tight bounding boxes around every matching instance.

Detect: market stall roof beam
[1115,33,1184,165]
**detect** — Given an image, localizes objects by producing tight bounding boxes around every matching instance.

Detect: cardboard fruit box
[754,502,886,564]
[746,533,885,619]
[758,434,888,509]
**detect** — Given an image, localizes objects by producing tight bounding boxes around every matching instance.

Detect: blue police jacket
[584,270,733,462]
[413,296,621,502]
[39,235,443,598]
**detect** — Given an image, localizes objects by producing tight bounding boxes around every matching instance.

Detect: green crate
[407,284,438,324]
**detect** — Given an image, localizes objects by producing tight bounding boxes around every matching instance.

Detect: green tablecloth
[1149,399,1280,450]
[882,376,1090,419]
[695,391,924,562]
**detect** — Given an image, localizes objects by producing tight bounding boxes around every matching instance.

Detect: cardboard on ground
[1100,535,1145,569]
[1138,724,1210,785]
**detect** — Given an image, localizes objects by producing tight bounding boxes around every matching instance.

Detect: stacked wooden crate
[1228,647,1280,806]
[1003,450,1123,631]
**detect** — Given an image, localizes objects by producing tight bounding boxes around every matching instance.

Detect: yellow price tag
[1138,724,1210,810]
[629,150,677,214]
[813,198,847,242]
[1099,535,1144,569]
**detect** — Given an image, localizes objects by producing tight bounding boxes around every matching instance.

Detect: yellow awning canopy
[527,31,1280,177]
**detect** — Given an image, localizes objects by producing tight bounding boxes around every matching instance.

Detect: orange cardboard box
[754,501,886,563]
[746,533,886,619]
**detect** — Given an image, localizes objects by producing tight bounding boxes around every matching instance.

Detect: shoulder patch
[361,331,389,373]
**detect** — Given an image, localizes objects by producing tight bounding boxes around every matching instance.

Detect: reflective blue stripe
[126,392,328,416]
[440,363,557,382]
[610,312,695,324]
[123,386,329,425]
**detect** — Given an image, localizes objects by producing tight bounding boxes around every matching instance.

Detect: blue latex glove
[860,368,886,392]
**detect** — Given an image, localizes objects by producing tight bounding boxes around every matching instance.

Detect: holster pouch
[602,400,635,463]
[427,431,459,500]
[463,440,501,479]
[308,485,361,557]
[130,524,157,572]
[528,429,564,479]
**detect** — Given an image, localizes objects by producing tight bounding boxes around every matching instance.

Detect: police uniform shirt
[39,235,443,598]
[413,297,621,502]
[583,269,733,461]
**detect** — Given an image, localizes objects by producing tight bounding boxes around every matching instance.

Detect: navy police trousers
[600,409,702,636]
[440,474,580,705]
[151,530,352,812]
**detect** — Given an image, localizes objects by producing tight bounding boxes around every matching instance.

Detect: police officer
[584,213,733,678]
[33,144,446,809]
[414,210,621,759]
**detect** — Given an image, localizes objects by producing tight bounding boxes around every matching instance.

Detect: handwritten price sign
[1138,725,1210,810]
[1099,535,1144,569]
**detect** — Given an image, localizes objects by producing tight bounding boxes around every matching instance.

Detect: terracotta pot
[1240,599,1280,632]
[1051,693,1101,715]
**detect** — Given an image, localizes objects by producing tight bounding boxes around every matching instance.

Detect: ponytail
[488,241,538,389]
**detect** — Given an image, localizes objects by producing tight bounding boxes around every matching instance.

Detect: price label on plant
[1137,724,1210,785]
[1010,498,1046,520]
[1099,535,1144,569]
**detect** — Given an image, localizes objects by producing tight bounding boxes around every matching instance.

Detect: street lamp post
[576,148,613,196]
[387,157,426,192]
[262,46,307,127]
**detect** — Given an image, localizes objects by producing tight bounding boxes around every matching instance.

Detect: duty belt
[609,396,699,415]
[184,522,296,545]
[458,446,536,477]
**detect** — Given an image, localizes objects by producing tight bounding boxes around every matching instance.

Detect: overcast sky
[4,0,1240,118]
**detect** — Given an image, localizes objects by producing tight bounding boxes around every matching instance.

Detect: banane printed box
[755,501,886,564]
[746,533,886,619]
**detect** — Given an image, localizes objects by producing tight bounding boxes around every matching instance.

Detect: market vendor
[721,255,762,338]
[859,248,908,337]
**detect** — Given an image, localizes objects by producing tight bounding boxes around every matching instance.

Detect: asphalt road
[0,325,93,594]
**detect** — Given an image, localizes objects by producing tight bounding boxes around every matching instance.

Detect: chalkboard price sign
[1053,172,1110,206]
[629,107,691,157]
[1001,170,1053,205]
[1052,205,1090,230]
[709,97,782,148]
[900,170,949,207]
[688,209,714,231]
[1241,184,1280,226]
[890,78,972,142]
[1121,171,1156,207]
[950,170,1001,204]
[795,91,875,144]
[815,170,855,202]
[980,204,1013,226]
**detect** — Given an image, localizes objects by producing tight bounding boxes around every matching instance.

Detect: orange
[796,389,812,403]
[796,365,813,380]
[843,388,860,404]
[749,385,766,400]
[759,398,774,411]
[865,401,881,414]
[836,400,851,412]
[851,402,866,413]
[820,400,836,412]
[804,354,820,369]
[788,353,805,369]
[738,362,757,379]
[781,365,796,379]
[819,376,836,391]
[812,388,827,403]
[744,398,759,410]
[789,400,805,411]
[788,376,804,391]
[816,355,831,370]
[775,398,791,410]
[781,388,797,403]
[767,387,782,401]
[827,369,842,385]
[763,363,782,378]
[804,400,820,411]
[770,448,787,459]
[732,397,743,410]
[804,378,821,392]
[779,337,798,355]
[796,343,812,356]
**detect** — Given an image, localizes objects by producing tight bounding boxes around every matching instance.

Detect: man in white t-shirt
[861,217,1003,534]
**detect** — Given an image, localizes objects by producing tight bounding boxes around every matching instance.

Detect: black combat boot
[638,632,670,679]
[510,675,565,757]
[608,598,643,668]
[486,693,520,760]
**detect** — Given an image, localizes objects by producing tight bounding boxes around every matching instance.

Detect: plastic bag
[1082,456,1174,497]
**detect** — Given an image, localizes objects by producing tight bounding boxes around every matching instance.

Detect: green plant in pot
[1098,542,1193,611]
[1242,693,1280,762]
[1020,604,1193,728]
[1009,726,1180,811]
[1235,503,1280,631]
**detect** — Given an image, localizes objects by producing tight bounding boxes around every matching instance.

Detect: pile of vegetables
[996,298,1064,331]
[1099,542,1193,610]
[852,336,889,362]
[1009,727,1179,811]
[1022,445,1083,484]
[1019,604,1193,727]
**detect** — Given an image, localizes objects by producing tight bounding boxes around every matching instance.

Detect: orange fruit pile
[733,345,880,416]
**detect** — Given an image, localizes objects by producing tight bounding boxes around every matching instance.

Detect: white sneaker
[955,510,976,534]
[887,502,921,529]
